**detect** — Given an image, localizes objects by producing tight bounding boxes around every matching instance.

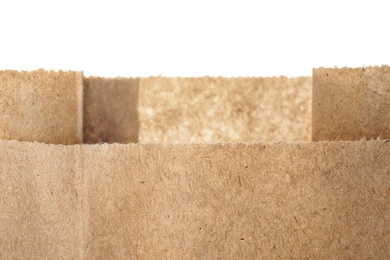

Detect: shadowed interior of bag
[84,76,313,144]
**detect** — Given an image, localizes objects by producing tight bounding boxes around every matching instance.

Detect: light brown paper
[83,77,139,143]
[0,69,83,144]
[1,140,389,259]
[313,66,390,141]
[138,77,312,143]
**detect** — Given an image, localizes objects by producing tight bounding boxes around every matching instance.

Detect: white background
[1,0,389,77]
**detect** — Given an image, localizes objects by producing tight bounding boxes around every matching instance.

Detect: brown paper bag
[313,66,390,141]
[0,69,83,144]
[1,140,389,259]
[1,69,389,259]
[83,77,139,143]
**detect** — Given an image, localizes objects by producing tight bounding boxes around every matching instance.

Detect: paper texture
[1,73,311,144]
[1,140,389,259]
[83,77,139,143]
[1,68,389,258]
[139,77,312,143]
[313,66,390,141]
[0,69,83,144]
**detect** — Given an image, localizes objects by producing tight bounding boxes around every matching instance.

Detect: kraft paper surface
[313,66,390,141]
[1,72,312,144]
[1,140,389,259]
[138,77,312,143]
[0,69,83,144]
[1,68,389,259]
